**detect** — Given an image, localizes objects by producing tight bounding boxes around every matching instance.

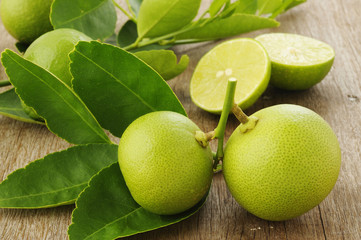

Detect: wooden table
[1,0,360,239]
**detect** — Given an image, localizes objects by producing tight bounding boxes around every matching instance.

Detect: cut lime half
[255,33,335,90]
[190,38,271,114]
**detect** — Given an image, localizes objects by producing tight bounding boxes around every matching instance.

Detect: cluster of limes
[0,0,341,224]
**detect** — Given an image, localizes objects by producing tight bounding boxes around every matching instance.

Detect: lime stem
[232,104,249,124]
[0,79,11,87]
[112,0,137,23]
[213,78,237,169]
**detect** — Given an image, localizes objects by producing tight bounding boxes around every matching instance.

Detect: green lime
[255,33,335,90]
[24,28,92,86]
[190,38,271,114]
[0,0,53,43]
[118,111,213,215]
[223,104,341,221]
[22,28,91,120]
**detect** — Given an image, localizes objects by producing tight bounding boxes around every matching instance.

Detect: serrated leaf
[137,0,201,38]
[1,50,111,144]
[235,0,257,14]
[257,0,283,15]
[0,144,118,208]
[135,50,189,80]
[50,0,117,41]
[0,88,42,124]
[176,13,279,40]
[70,41,186,138]
[68,163,208,240]
[209,0,230,17]
[117,21,172,52]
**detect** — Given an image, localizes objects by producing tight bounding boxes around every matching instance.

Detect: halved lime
[255,33,335,90]
[190,38,271,114]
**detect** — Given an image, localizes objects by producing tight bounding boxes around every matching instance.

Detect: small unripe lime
[118,111,213,215]
[24,28,92,86]
[0,0,53,43]
[223,104,341,221]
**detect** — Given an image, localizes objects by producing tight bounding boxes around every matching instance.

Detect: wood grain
[1,0,360,239]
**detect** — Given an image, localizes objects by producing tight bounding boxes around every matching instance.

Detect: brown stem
[232,104,249,124]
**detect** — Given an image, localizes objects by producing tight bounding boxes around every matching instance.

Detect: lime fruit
[21,28,91,120]
[190,38,271,114]
[0,0,53,43]
[24,28,92,86]
[118,111,213,215]
[223,104,341,221]
[255,33,335,90]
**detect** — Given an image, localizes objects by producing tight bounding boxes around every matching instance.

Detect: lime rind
[255,33,335,90]
[190,38,271,114]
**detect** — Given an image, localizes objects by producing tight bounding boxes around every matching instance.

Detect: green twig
[125,0,137,19]
[213,78,237,169]
[112,0,137,23]
[0,79,11,87]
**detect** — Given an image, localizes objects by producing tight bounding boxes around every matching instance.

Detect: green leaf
[269,0,306,18]
[117,20,138,48]
[1,49,111,144]
[117,21,172,51]
[129,0,143,17]
[234,0,257,14]
[209,0,230,17]
[50,0,117,41]
[176,13,279,40]
[135,50,189,80]
[0,88,42,124]
[68,163,208,240]
[70,41,186,138]
[257,0,283,15]
[218,1,241,18]
[285,0,306,11]
[137,0,202,38]
[0,144,117,208]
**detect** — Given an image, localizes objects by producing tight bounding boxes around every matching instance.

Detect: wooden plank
[0,0,360,239]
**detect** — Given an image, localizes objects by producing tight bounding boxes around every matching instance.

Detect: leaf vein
[5,52,109,143]
[73,50,157,112]
[56,0,108,27]
[84,207,142,240]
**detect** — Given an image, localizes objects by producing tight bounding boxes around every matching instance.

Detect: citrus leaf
[257,0,283,15]
[117,21,138,48]
[0,88,42,124]
[129,0,143,17]
[137,0,201,38]
[1,49,111,144]
[234,0,257,14]
[209,0,230,17]
[135,50,189,80]
[68,162,208,240]
[0,144,117,208]
[70,41,186,138]
[50,0,117,41]
[285,0,307,11]
[176,13,279,40]
[117,21,172,51]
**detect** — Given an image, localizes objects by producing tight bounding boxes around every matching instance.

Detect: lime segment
[190,38,271,114]
[255,33,335,90]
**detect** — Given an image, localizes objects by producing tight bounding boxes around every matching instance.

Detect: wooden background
[1,0,360,239]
